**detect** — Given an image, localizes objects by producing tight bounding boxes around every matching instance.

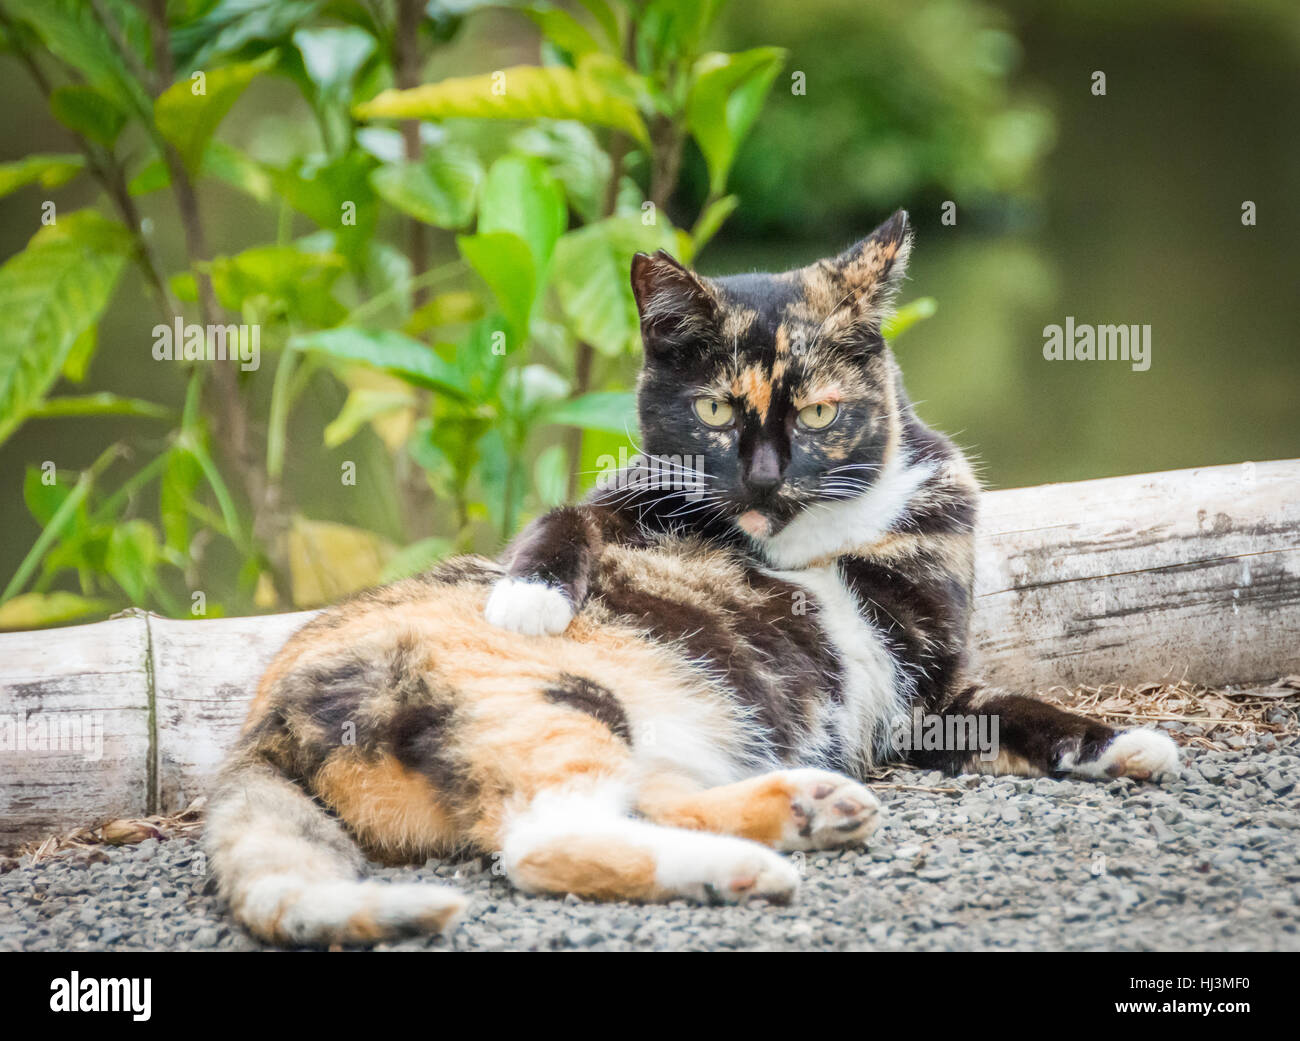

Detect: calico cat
[205,211,1179,945]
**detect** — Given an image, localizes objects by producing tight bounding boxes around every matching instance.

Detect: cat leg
[637,769,882,852]
[206,752,466,946]
[484,506,603,635]
[499,786,800,904]
[909,686,1180,781]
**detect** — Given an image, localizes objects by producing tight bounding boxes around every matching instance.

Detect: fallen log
[1,458,1296,846]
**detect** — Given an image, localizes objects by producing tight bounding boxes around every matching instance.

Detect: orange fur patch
[513,835,662,901]
[315,752,456,859]
[733,364,773,421]
[639,773,797,846]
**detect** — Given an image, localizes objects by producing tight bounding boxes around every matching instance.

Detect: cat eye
[797,402,839,430]
[694,398,735,427]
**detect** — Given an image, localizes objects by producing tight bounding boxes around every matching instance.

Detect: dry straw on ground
[1043,676,1300,751]
[13,800,205,865]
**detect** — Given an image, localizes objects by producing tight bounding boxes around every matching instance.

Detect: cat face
[630,211,912,539]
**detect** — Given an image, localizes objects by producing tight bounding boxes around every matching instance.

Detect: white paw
[777,768,882,851]
[1078,728,1181,782]
[483,578,574,636]
[657,832,800,905]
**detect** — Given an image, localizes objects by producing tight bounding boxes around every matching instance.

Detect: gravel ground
[3,737,1298,952]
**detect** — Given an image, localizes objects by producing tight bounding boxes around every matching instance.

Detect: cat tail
[203,750,466,946]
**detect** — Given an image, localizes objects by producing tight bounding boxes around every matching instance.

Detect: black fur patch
[592,568,841,765]
[387,701,473,796]
[504,506,599,605]
[543,674,632,744]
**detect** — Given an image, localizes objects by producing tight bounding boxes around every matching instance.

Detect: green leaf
[551,215,676,355]
[129,140,274,202]
[0,154,85,199]
[501,364,570,419]
[31,208,135,254]
[288,518,395,607]
[4,0,151,119]
[448,318,511,400]
[475,426,511,535]
[324,387,418,448]
[456,231,536,341]
[49,86,126,148]
[380,536,455,583]
[209,244,346,324]
[105,520,160,605]
[202,141,275,202]
[686,47,786,195]
[23,466,73,527]
[369,144,483,229]
[171,0,323,70]
[62,325,97,383]
[0,592,112,631]
[576,0,621,49]
[290,328,472,399]
[524,7,603,59]
[356,64,650,148]
[0,214,127,447]
[882,297,938,340]
[479,156,567,274]
[293,26,375,99]
[161,449,202,555]
[690,193,739,255]
[544,390,638,435]
[511,121,611,223]
[155,51,278,175]
[404,290,484,337]
[270,151,377,261]
[25,393,174,420]
[533,444,569,508]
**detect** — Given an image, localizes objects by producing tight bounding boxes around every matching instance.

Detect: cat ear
[821,209,913,334]
[630,250,720,358]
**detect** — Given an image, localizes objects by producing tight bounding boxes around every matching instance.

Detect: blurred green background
[0,0,1295,626]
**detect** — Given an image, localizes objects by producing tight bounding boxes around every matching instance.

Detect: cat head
[630,210,913,540]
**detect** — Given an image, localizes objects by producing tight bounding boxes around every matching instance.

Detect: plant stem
[266,346,297,483]
[145,0,290,599]
[394,0,428,310]
[2,444,124,602]
[392,0,438,541]
[343,260,466,326]
[564,128,631,499]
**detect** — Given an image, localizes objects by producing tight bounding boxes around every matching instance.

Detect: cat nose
[746,441,783,493]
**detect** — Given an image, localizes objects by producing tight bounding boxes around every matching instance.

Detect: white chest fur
[764,563,909,770]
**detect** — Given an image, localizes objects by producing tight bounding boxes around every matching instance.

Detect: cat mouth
[734,501,803,539]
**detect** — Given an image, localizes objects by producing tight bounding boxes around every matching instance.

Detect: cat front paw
[775,769,882,851]
[484,578,574,636]
[1073,728,1181,782]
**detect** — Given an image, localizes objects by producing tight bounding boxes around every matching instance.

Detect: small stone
[1197,762,1224,783]
[1262,771,1295,795]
